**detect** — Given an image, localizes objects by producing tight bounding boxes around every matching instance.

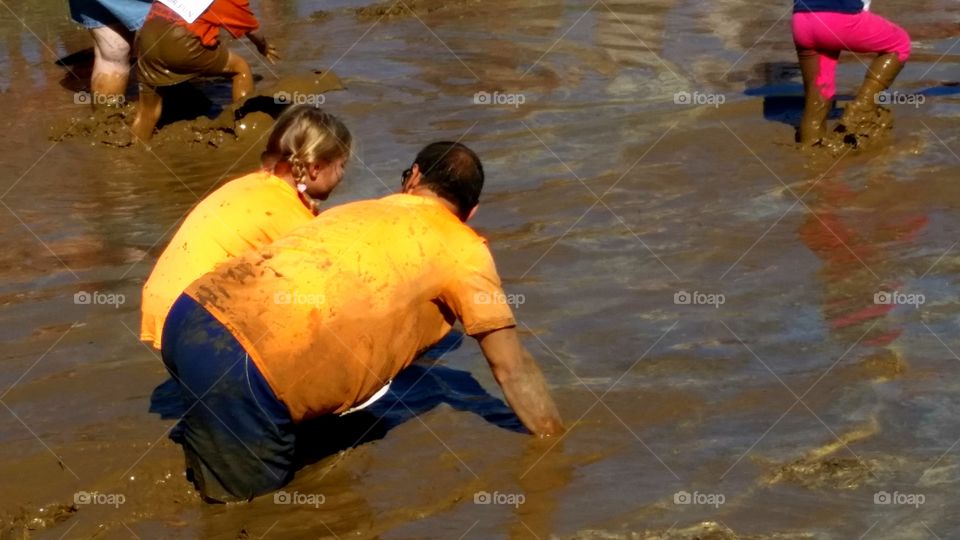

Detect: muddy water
[2,0,960,538]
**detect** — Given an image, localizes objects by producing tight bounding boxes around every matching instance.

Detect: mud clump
[234,111,275,140]
[768,456,874,490]
[821,105,894,154]
[355,0,482,20]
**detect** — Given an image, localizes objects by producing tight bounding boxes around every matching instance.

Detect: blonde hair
[261,105,352,181]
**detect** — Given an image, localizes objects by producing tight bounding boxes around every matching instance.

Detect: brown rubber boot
[838,53,904,129]
[797,50,830,146]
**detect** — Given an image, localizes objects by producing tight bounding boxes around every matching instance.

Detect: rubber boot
[838,53,903,130]
[797,50,830,146]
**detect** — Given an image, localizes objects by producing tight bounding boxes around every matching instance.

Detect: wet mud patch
[820,106,895,154]
[762,417,883,490]
[0,503,77,539]
[355,0,483,20]
[573,521,813,539]
[767,456,876,490]
[50,71,345,149]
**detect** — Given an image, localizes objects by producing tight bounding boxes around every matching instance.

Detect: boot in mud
[835,53,904,147]
[797,49,831,147]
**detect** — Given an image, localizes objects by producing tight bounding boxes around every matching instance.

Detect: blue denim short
[68,0,152,31]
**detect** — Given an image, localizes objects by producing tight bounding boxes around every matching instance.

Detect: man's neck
[407,187,461,220]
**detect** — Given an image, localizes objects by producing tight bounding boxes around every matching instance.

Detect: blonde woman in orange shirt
[140,105,351,349]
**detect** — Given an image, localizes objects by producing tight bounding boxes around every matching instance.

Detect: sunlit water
[1,0,959,538]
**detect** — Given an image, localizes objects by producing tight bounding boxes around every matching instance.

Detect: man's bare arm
[477,327,564,437]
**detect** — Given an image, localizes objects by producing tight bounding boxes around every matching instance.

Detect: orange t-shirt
[141,171,314,349]
[149,0,260,47]
[184,194,517,422]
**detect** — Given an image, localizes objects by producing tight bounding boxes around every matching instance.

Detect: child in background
[131,0,280,142]
[792,0,911,146]
[68,0,151,107]
[140,105,351,349]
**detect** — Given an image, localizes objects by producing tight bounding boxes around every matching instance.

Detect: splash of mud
[50,71,345,149]
[820,105,895,154]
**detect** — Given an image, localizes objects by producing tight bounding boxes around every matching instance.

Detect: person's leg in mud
[221,50,255,104]
[161,294,297,502]
[89,23,135,108]
[837,12,911,130]
[796,48,838,146]
[793,10,910,130]
[131,84,162,144]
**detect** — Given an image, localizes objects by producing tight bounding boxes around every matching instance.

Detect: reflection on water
[1,0,960,538]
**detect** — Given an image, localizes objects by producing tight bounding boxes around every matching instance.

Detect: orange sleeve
[205,0,260,39]
[440,239,517,336]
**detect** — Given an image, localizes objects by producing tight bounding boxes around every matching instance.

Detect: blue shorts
[158,294,296,502]
[68,0,152,31]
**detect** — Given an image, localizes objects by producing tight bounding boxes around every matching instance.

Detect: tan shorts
[136,17,230,89]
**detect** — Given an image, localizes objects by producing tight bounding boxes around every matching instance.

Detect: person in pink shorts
[792,0,911,146]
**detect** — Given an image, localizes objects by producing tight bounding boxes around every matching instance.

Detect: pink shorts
[792,10,911,99]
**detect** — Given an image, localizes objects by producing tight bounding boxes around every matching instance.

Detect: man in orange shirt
[131,0,279,142]
[160,142,563,502]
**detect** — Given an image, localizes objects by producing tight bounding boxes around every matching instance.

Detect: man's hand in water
[247,32,280,64]
[477,327,564,438]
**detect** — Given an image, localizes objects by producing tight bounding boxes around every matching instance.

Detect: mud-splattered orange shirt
[184,194,516,422]
[140,171,314,349]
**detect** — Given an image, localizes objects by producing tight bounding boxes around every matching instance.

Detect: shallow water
[2,0,960,538]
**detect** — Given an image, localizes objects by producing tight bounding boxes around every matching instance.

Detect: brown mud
[355,0,483,21]
[573,521,814,540]
[4,0,960,538]
[820,105,895,154]
[763,419,881,490]
[0,504,76,539]
[51,71,345,149]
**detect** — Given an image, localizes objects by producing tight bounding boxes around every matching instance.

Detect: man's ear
[403,163,422,193]
[465,205,479,222]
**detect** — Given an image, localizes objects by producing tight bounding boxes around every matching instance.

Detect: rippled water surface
[1,0,960,538]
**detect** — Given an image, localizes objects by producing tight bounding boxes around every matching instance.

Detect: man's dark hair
[413,142,484,220]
